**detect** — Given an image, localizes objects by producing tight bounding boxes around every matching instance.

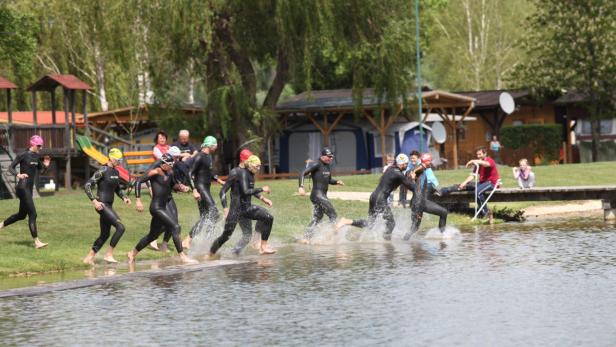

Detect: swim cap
[420,153,433,165]
[108,148,123,160]
[168,146,181,157]
[30,135,44,147]
[321,147,334,158]
[160,153,175,166]
[239,148,253,162]
[396,154,409,165]
[245,155,261,167]
[201,136,217,148]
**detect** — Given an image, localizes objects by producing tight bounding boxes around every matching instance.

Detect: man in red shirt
[438,147,500,218]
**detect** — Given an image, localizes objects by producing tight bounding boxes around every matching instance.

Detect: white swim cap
[396,154,409,165]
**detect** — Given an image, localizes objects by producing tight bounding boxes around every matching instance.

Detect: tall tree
[424,0,530,91]
[513,0,616,161]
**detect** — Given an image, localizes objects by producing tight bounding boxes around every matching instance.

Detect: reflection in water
[1,220,616,346]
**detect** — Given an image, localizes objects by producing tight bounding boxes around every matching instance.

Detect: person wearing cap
[218,148,258,255]
[210,155,276,256]
[83,148,131,265]
[129,153,197,264]
[403,153,448,240]
[336,153,414,240]
[438,147,500,218]
[171,129,198,160]
[399,150,421,208]
[297,147,345,242]
[0,135,51,249]
[182,136,225,249]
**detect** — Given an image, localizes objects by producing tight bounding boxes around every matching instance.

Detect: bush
[500,124,561,162]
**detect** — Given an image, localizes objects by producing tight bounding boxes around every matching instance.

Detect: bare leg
[251,232,262,250]
[182,235,192,249]
[83,249,96,265]
[336,217,353,230]
[127,249,138,263]
[0,221,4,229]
[103,247,118,263]
[160,241,169,253]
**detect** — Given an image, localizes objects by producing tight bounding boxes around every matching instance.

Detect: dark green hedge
[500,124,561,161]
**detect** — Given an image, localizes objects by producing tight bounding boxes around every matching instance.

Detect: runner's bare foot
[205,252,220,261]
[103,255,118,264]
[259,241,276,255]
[336,218,352,230]
[0,221,4,229]
[297,238,309,245]
[182,236,192,249]
[148,240,159,251]
[83,256,95,266]
[160,242,169,253]
[34,238,48,249]
[179,252,198,265]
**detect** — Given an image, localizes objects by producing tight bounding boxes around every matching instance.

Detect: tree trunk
[590,118,600,162]
[93,43,109,112]
[262,49,289,110]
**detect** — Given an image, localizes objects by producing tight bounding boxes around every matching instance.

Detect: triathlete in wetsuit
[128,153,197,264]
[219,149,254,255]
[0,135,50,248]
[403,153,447,240]
[210,155,276,256]
[182,136,225,249]
[82,148,131,265]
[298,147,344,241]
[337,154,414,240]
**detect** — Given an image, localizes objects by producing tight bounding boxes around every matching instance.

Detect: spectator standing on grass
[490,135,502,164]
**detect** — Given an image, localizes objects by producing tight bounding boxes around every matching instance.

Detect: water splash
[424,226,461,240]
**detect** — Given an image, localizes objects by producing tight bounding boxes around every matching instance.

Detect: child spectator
[512,158,535,188]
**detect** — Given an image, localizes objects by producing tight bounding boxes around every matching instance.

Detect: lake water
[1,219,615,346]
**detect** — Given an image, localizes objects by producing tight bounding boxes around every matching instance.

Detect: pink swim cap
[30,135,44,147]
[239,149,253,162]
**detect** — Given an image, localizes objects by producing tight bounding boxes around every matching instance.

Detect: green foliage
[512,0,616,161]
[500,124,561,161]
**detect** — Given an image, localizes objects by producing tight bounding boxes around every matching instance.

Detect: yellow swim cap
[108,148,123,160]
[245,155,261,167]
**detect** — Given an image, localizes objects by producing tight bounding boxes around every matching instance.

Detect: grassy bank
[0,161,614,276]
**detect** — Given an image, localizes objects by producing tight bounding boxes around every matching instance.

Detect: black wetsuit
[299,160,339,238]
[403,169,447,240]
[188,151,219,238]
[84,165,127,252]
[140,160,185,245]
[220,166,253,254]
[134,168,184,253]
[210,168,273,254]
[2,150,47,238]
[351,166,414,239]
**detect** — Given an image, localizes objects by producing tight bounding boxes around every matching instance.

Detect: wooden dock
[433,185,616,220]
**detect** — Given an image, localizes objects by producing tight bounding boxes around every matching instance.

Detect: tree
[0,5,37,109]
[513,0,616,161]
[424,0,530,91]
[139,0,421,157]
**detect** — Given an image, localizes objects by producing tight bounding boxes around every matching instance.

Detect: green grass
[0,161,614,277]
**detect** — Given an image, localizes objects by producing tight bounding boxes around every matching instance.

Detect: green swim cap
[201,136,217,148]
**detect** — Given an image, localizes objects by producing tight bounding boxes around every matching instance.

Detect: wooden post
[7,89,12,124]
[63,88,72,189]
[83,90,89,135]
[31,91,37,126]
[51,89,57,125]
[323,114,330,146]
[566,118,573,163]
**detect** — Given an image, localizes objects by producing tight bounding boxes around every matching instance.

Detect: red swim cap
[420,153,432,164]
[239,148,253,162]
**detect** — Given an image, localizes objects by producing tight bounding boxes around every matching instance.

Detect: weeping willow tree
[138,0,422,160]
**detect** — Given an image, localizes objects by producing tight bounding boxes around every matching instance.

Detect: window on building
[373,134,395,157]
[581,119,613,134]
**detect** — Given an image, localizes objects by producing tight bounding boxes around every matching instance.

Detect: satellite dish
[431,121,447,144]
[499,92,515,115]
